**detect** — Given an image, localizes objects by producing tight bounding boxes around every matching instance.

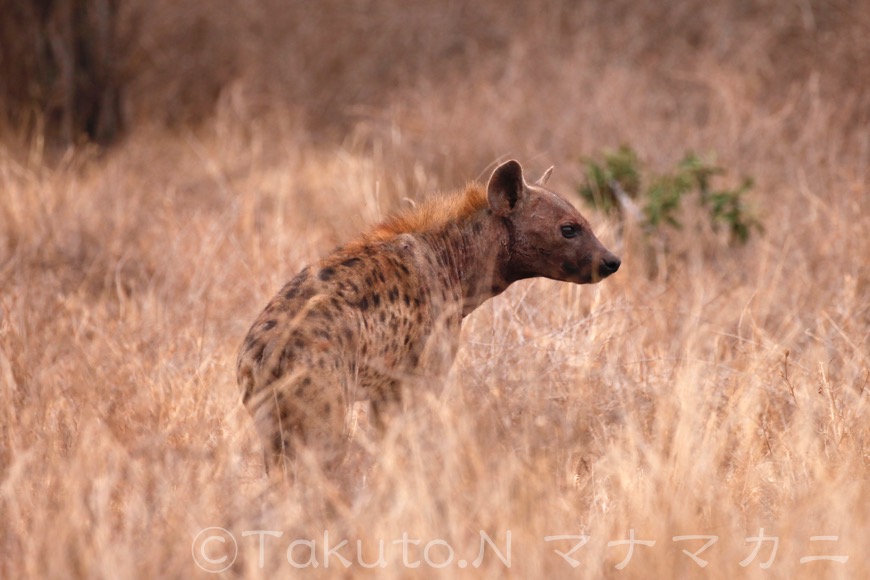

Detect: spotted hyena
[237,160,620,472]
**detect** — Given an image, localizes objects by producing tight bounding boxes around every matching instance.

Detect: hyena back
[237,160,620,471]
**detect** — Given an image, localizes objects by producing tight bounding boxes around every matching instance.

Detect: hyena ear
[487,160,527,217]
[534,166,554,187]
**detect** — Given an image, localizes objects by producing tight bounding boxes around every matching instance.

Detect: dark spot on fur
[310,309,334,322]
[388,287,399,302]
[342,257,362,268]
[343,326,353,343]
[294,337,305,349]
[262,319,277,331]
[403,294,411,306]
[472,221,482,234]
[319,267,336,281]
[293,377,312,397]
[283,268,310,299]
[358,296,370,311]
[373,293,381,307]
[378,311,386,323]
[252,342,266,365]
[399,263,411,275]
[279,343,295,365]
[323,402,331,413]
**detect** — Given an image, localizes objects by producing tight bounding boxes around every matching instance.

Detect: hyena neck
[420,209,513,317]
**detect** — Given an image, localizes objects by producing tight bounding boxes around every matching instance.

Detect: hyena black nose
[599,253,621,277]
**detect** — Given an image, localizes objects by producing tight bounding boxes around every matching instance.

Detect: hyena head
[487,159,621,284]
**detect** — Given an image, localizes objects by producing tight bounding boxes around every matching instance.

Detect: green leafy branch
[578,146,762,244]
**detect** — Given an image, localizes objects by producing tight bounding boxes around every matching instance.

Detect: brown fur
[236,160,621,475]
[351,184,488,246]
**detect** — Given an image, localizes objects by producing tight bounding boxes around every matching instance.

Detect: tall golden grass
[1,1,868,577]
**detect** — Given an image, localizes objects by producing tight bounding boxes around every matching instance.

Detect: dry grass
[1,1,868,577]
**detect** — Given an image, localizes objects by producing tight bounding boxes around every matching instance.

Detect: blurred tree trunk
[0,0,124,145]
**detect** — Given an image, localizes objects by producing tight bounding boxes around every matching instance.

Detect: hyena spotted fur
[237,160,620,471]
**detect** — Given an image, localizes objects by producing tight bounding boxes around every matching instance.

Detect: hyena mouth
[562,261,580,275]
[563,261,593,283]
[562,262,580,276]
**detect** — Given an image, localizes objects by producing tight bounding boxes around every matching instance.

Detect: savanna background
[1,0,868,577]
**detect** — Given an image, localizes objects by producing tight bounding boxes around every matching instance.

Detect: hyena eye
[561,224,579,238]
